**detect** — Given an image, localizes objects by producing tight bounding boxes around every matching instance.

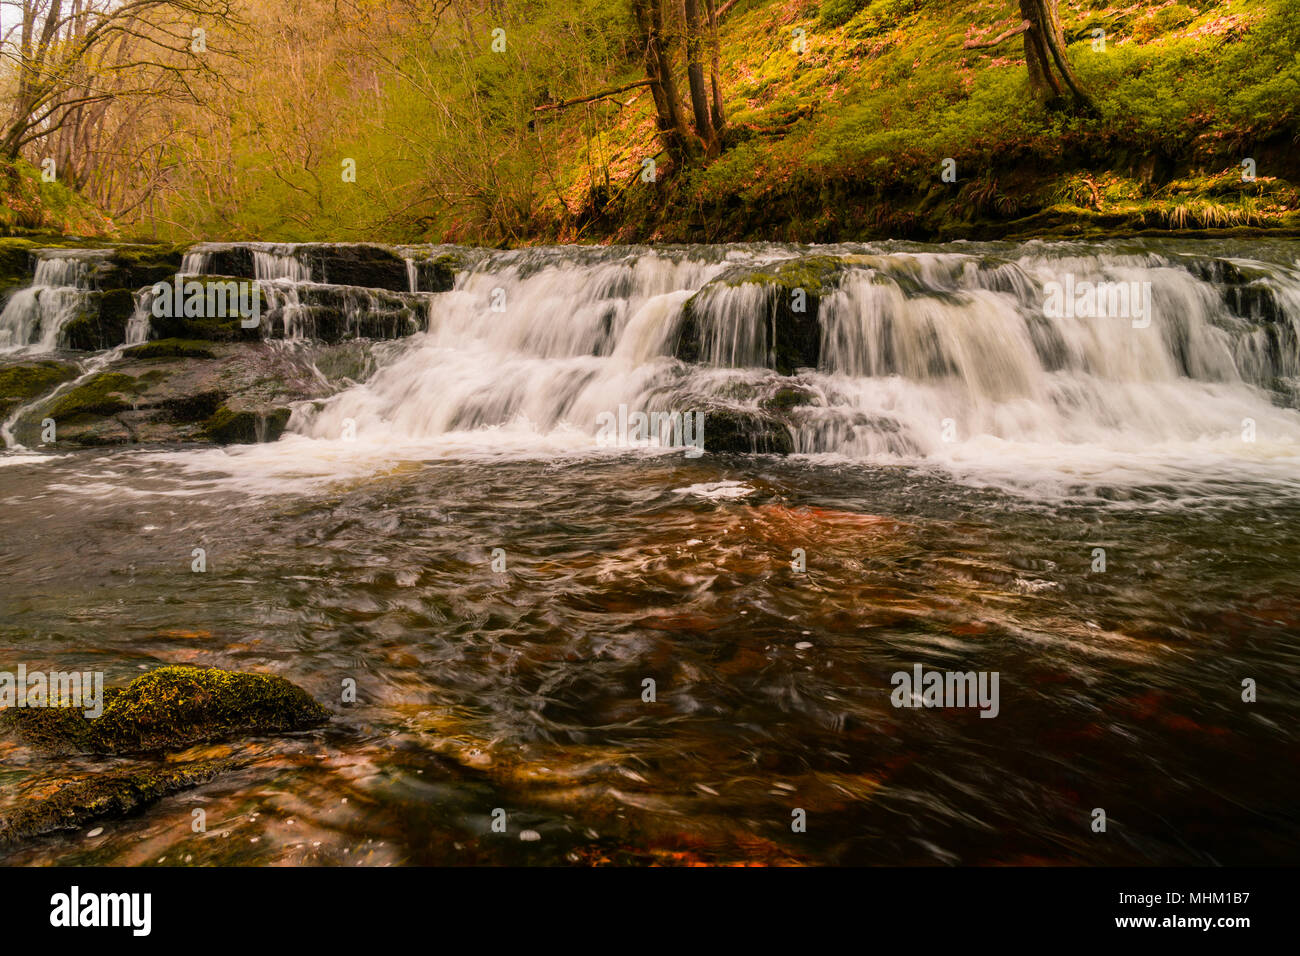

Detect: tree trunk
[1019,0,1093,111]
[704,0,726,133]
[683,0,718,156]
[632,0,694,163]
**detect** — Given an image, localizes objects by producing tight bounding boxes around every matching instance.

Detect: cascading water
[0,251,106,351]
[291,242,1300,489]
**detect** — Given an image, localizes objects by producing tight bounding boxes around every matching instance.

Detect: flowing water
[1,238,1298,865]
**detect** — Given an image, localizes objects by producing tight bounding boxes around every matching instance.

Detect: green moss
[45,372,141,421]
[201,404,291,444]
[107,244,183,289]
[124,338,217,359]
[0,238,35,295]
[0,760,230,847]
[0,361,79,419]
[0,665,329,755]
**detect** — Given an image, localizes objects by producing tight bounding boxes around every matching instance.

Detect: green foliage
[818,0,871,29]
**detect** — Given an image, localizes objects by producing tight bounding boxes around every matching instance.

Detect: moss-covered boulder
[0,760,231,847]
[100,244,184,290]
[0,360,79,419]
[59,288,137,350]
[0,665,329,755]
[201,403,292,444]
[144,275,266,342]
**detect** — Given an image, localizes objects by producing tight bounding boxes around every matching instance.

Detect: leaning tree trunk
[632,0,694,163]
[1019,0,1093,110]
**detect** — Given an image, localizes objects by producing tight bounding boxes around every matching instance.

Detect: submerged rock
[0,760,230,847]
[0,665,328,755]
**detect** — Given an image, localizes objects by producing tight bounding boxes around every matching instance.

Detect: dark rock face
[304,244,411,291]
[260,284,426,342]
[701,406,795,454]
[60,288,137,350]
[202,403,292,444]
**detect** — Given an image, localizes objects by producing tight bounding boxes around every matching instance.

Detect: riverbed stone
[0,665,329,755]
[0,759,232,847]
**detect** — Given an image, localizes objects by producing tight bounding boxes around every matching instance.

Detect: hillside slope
[533,0,1300,243]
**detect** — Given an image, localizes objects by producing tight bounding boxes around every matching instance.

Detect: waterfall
[289,243,1300,472]
[0,252,105,352]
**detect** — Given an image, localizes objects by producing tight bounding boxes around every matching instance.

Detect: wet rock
[144,275,266,342]
[0,760,231,847]
[12,341,346,446]
[45,372,143,421]
[0,359,79,420]
[60,288,137,350]
[96,244,184,291]
[201,403,291,444]
[261,284,425,342]
[0,665,329,755]
[0,238,36,297]
[405,250,463,292]
[702,407,794,454]
[677,256,845,374]
[303,244,412,292]
[123,338,216,359]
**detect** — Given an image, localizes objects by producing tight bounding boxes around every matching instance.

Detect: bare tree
[0,0,235,160]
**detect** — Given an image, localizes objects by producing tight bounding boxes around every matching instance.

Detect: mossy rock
[0,360,78,419]
[201,404,291,444]
[145,276,267,342]
[702,407,794,454]
[124,338,217,359]
[0,760,231,847]
[0,665,329,755]
[45,372,141,421]
[60,288,136,350]
[0,238,35,296]
[761,386,817,411]
[103,243,183,289]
